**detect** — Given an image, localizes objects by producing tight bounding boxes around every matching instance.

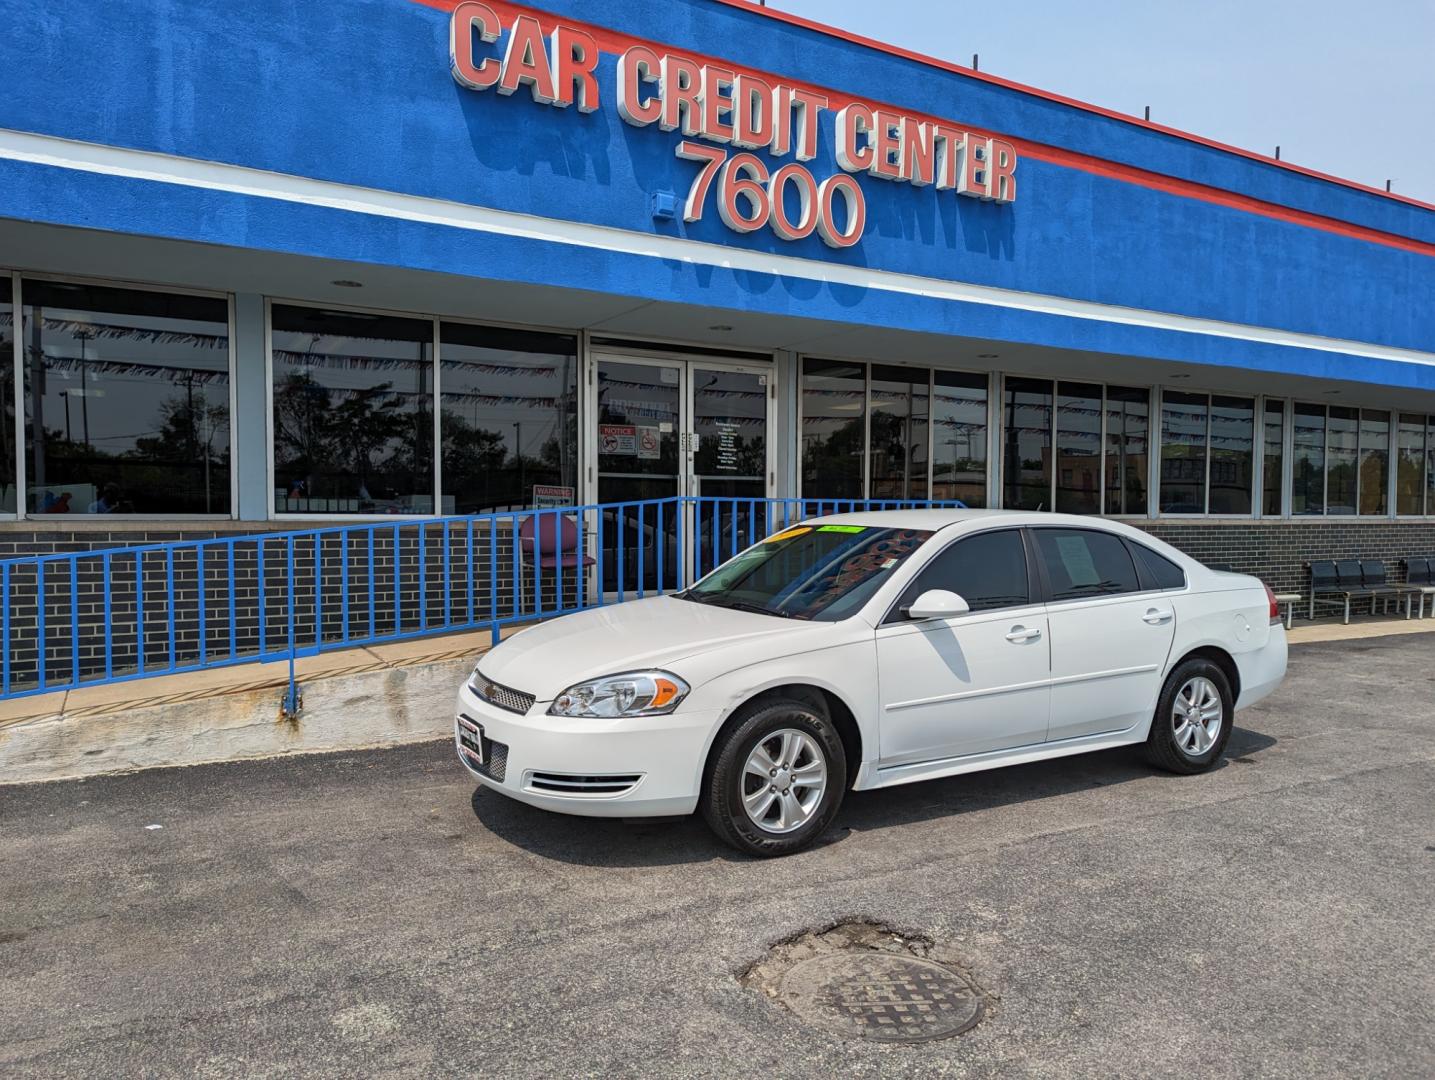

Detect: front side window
[890,529,1030,618]
[682,524,932,621]
[1034,528,1140,601]
[271,305,433,515]
[22,279,231,515]
[439,323,577,514]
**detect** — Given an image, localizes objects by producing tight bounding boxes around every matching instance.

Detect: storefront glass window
[1104,386,1148,517]
[1358,410,1389,516]
[1159,391,1208,514]
[1326,406,1358,516]
[1396,414,1426,517]
[1054,382,1102,514]
[1208,396,1254,515]
[1292,403,1326,515]
[868,365,929,501]
[1262,401,1284,516]
[0,287,14,514]
[271,305,433,515]
[1428,418,1435,517]
[438,323,577,514]
[801,359,865,500]
[932,371,987,508]
[1003,377,1052,511]
[21,279,231,515]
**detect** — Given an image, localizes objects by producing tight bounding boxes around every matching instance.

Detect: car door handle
[1005,626,1043,643]
[1142,608,1174,625]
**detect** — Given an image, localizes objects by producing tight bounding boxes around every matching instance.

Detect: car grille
[527,772,643,796]
[470,672,535,715]
[458,734,509,783]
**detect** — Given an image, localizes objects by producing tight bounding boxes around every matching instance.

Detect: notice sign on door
[716,421,740,472]
[637,426,661,460]
[600,424,637,455]
[532,485,575,508]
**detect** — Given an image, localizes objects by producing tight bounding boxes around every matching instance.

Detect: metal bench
[1402,558,1435,619]
[1362,559,1421,619]
[1308,560,1378,624]
[1273,592,1302,630]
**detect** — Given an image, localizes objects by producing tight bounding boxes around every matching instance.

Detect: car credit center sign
[448,3,1018,249]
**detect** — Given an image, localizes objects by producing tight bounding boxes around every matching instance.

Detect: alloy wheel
[741,728,828,835]
[1172,676,1224,757]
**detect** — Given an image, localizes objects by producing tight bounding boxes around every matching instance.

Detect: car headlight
[548,671,690,718]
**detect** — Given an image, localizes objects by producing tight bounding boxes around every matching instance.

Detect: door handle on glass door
[1142,609,1174,625]
[1005,626,1042,643]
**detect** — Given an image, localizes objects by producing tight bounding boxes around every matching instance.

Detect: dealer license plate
[457,716,484,764]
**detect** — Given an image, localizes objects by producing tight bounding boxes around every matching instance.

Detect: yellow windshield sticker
[817,525,867,534]
[764,526,812,543]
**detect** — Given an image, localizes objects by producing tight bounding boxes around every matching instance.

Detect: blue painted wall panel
[0,0,1431,364]
[4,155,1432,396]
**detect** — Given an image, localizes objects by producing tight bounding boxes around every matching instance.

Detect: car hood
[477,595,831,701]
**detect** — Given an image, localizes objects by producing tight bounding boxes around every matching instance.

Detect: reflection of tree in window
[270,306,432,515]
[20,279,231,515]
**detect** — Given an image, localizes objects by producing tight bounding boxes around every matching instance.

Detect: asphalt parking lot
[3,635,1434,1078]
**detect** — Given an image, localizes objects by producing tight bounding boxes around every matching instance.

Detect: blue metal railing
[0,495,959,705]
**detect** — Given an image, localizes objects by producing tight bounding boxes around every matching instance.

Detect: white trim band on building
[2,126,1433,371]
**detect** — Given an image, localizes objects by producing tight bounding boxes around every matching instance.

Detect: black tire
[700,697,847,858]
[1145,657,1234,774]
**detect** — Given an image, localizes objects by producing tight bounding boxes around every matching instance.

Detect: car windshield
[679,524,934,621]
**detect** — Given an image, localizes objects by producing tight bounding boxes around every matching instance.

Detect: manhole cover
[777,952,983,1043]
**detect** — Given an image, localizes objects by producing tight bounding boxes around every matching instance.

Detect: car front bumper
[453,680,717,818]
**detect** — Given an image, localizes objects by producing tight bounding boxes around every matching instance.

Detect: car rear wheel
[1146,658,1234,774]
[701,697,847,857]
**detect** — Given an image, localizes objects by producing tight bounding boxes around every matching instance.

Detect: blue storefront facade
[0,0,1433,591]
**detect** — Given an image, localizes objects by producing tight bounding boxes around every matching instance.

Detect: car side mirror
[906,589,971,620]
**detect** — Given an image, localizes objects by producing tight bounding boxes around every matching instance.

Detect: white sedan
[455,510,1287,856]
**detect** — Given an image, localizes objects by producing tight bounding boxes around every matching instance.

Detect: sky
[773,0,1435,204]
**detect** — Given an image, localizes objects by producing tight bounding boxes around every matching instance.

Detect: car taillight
[1264,583,1280,625]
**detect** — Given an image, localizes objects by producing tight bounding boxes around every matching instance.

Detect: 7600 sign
[676,142,866,249]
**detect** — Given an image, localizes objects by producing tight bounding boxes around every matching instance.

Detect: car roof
[801,508,1116,532]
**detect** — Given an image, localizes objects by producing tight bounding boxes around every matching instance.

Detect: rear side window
[890,529,1030,619]
[1132,544,1187,590]
[1034,529,1140,601]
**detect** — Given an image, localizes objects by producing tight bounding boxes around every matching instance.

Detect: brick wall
[1129,519,1435,595]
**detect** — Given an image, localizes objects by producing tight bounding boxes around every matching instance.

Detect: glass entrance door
[690,364,771,578]
[590,353,773,593]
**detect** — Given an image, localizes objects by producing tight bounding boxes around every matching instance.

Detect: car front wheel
[700,697,847,857]
[1146,658,1234,774]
